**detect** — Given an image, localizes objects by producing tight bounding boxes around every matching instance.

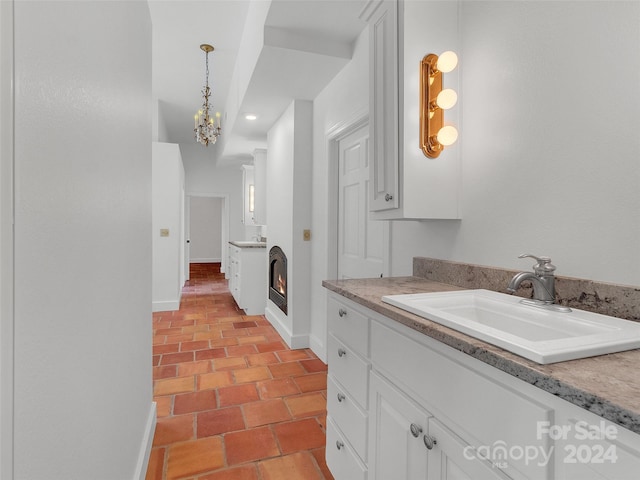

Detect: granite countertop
[229,240,267,248]
[323,276,640,435]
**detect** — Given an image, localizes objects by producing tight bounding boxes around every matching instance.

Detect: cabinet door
[368,0,399,212]
[368,372,430,480]
[427,419,512,480]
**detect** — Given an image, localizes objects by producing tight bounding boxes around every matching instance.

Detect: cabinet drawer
[327,375,368,461]
[328,334,369,408]
[326,416,367,480]
[328,296,370,358]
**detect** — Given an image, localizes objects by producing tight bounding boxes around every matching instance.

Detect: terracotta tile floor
[146,263,334,480]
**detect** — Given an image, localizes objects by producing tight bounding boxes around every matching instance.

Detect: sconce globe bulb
[437,125,458,146]
[436,89,458,110]
[437,51,458,73]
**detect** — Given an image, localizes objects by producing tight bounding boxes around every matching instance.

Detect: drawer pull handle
[423,434,437,450]
[337,392,346,402]
[338,308,347,317]
[336,440,345,450]
[385,193,393,202]
[337,348,347,358]
[410,423,423,438]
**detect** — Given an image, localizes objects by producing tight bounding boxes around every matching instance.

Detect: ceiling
[149,0,367,167]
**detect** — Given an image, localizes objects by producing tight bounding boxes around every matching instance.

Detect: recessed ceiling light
[245,114,257,121]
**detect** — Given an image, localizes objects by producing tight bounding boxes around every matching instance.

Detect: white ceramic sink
[382,289,640,364]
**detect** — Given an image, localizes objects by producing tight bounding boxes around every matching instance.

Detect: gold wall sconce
[420,51,458,158]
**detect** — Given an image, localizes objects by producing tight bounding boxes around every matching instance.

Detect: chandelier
[194,44,221,146]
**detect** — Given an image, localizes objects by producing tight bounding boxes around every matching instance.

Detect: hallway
[146,263,333,479]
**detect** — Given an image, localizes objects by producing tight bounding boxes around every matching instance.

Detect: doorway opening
[185,194,229,283]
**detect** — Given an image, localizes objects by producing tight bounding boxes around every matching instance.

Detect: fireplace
[269,246,287,315]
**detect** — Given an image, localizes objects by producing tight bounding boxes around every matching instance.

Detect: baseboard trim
[309,333,326,363]
[265,305,292,346]
[288,333,310,350]
[189,258,221,263]
[133,401,156,480]
[152,300,180,312]
[265,305,309,350]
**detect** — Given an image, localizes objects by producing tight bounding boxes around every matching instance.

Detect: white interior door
[182,187,189,284]
[337,124,387,279]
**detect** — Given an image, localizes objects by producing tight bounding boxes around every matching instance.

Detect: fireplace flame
[277,274,286,295]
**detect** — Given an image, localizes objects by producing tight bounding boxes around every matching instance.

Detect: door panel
[368,372,430,480]
[342,183,360,257]
[427,419,512,480]
[338,125,387,279]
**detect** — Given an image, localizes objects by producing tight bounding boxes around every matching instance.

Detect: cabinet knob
[337,392,346,403]
[385,193,393,202]
[338,308,347,317]
[423,434,437,450]
[337,348,347,358]
[410,423,423,438]
[336,440,345,450]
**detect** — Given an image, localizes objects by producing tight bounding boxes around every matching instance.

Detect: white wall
[152,142,185,312]
[401,0,461,220]
[153,99,170,143]
[0,1,14,477]
[306,1,640,363]
[190,196,223,262]
[310,29,370,360]
[13,2,154,479]
[181,143,247,276]
[253,149,268,226]
[388,0,640,286]
[220,0,271,158]
[265,100,313,348]
[181,142,245,241]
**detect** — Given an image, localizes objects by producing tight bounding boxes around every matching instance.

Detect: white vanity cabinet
[326,295,371,479]
[368,371,430,479]
[369,319,548,480]
[369,371,511,480]
[361,0,461,220]
[325,290,640,480]
[228,243,266,315]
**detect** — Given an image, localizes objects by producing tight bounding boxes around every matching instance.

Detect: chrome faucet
[507,254,571,312]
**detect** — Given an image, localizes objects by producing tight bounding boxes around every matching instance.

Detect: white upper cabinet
[365,0,399,212]
[363,0,462,220]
